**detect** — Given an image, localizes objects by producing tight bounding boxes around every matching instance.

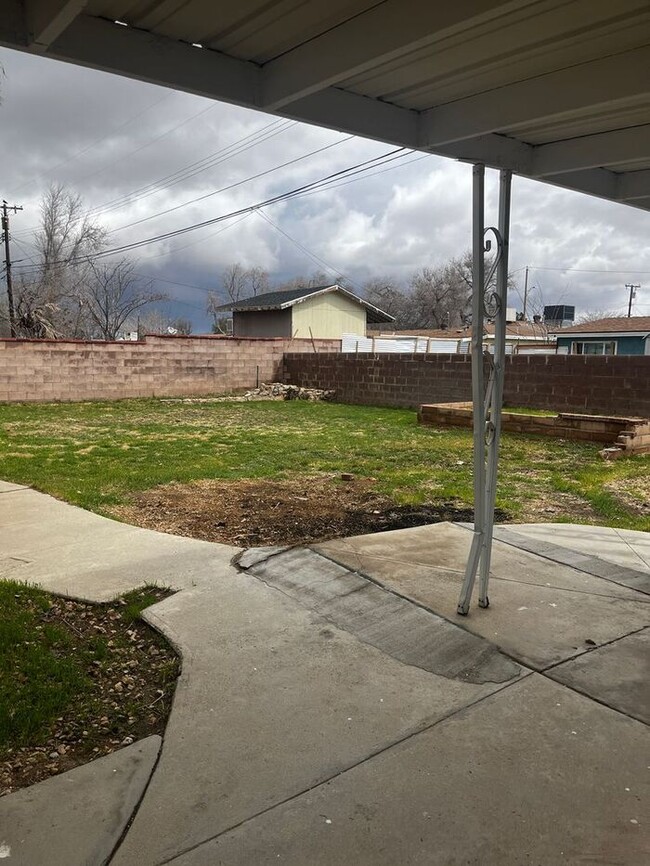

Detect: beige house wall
[290,291,366,338]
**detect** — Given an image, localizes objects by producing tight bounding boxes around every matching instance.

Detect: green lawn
[0,398,648,530]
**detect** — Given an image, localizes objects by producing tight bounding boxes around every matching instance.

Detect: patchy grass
[0,398,648,532]
[503,405,556,416]
[0,582,88,749]
[0,580,179,795]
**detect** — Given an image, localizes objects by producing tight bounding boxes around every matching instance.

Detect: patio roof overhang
[2,0,649,212]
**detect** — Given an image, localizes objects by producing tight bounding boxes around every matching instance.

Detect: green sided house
[216,284,394,339]
[553,317,650,356]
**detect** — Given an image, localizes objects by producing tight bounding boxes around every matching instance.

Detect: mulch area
[1,588,179,796]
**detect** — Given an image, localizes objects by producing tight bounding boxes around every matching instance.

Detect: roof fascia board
[40,14,261,106]
[553,331,648,337]
[531,125,650,178]
[334,285,396,321]
[278,285,338,309]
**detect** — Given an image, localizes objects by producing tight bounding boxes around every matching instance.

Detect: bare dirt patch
[110,475,510,547]
[604,474,650,516]
[519,490,600,523]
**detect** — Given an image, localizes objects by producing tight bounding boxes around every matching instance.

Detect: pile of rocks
[243,382,335,402]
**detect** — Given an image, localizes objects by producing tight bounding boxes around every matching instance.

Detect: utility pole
[2,200,23,337]
[522,266,529,319]
[625,283,640,317]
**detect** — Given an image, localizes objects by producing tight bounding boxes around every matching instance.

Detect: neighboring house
[215,285,394,339]
[552,317,650,356]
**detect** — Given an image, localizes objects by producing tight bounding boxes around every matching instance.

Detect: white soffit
[1,0,649,210]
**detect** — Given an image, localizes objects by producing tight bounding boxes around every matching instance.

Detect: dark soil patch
[110,476,510,547]
[1,586,180,796]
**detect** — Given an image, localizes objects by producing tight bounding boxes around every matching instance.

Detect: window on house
[571,340,616,355]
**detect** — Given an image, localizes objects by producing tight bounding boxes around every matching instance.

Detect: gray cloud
[2,46,649,330]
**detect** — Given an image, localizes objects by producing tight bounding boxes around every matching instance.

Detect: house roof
[553,317,650,335]
[216,285,395,323]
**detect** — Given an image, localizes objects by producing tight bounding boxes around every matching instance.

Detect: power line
[140,212,255,262]
[132,271,216,293]
[106,134,355,235]
[11,236,39,267]
[256,210,359,289]
[139,154,428,276]
[70,101,220,190]
[13,148,410,272]
[87,119,297,220]
[94,149,410,259]
[89,120,293,217]
[293,152,428,200]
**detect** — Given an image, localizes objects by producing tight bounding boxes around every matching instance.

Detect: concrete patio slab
[317,522,646,600]
[315,523,650,670]
[493,525,650,595]
[1,486,647,866]
[0,736,160,866]
[111,569,517,866]
[245,547,522,683]
[501,523,650,574]
[548,628,650,724]
[0,487,240,601]
[168,676,649,866]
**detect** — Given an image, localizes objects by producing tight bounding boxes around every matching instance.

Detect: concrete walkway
[0,484,648,865]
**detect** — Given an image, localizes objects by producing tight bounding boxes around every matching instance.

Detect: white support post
[457,164,486,616]
[457,166,512,615]
[478,169,512,608]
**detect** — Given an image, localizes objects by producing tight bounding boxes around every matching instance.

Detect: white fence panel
[342,334,465,354]
[341,335,549,355]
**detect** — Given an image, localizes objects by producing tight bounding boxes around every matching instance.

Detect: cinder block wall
[0,335,339,403]
[283,353,474,408]
[282,353,650,417]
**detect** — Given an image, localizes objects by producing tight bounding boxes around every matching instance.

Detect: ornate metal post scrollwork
[457,167,512,616]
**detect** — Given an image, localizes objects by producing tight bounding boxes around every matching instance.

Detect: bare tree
[206,293,232,334]
[363,252,512,331]
[276,270,341,291]
[35,184,106,275]
[82,259,166,340]
[409,262,471,329]
[247,266,270,297]
[128,308,171,337]
[170,317,193,335]
[221,263,249,303]
[220,262,272,301]
[576,309,621,324]
[15,185,106,337]
[363,276,406,328]
[125,309,192,336]
[207,263,271,332]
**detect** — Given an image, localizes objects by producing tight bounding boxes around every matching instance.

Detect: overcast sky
[2,47,649,332]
